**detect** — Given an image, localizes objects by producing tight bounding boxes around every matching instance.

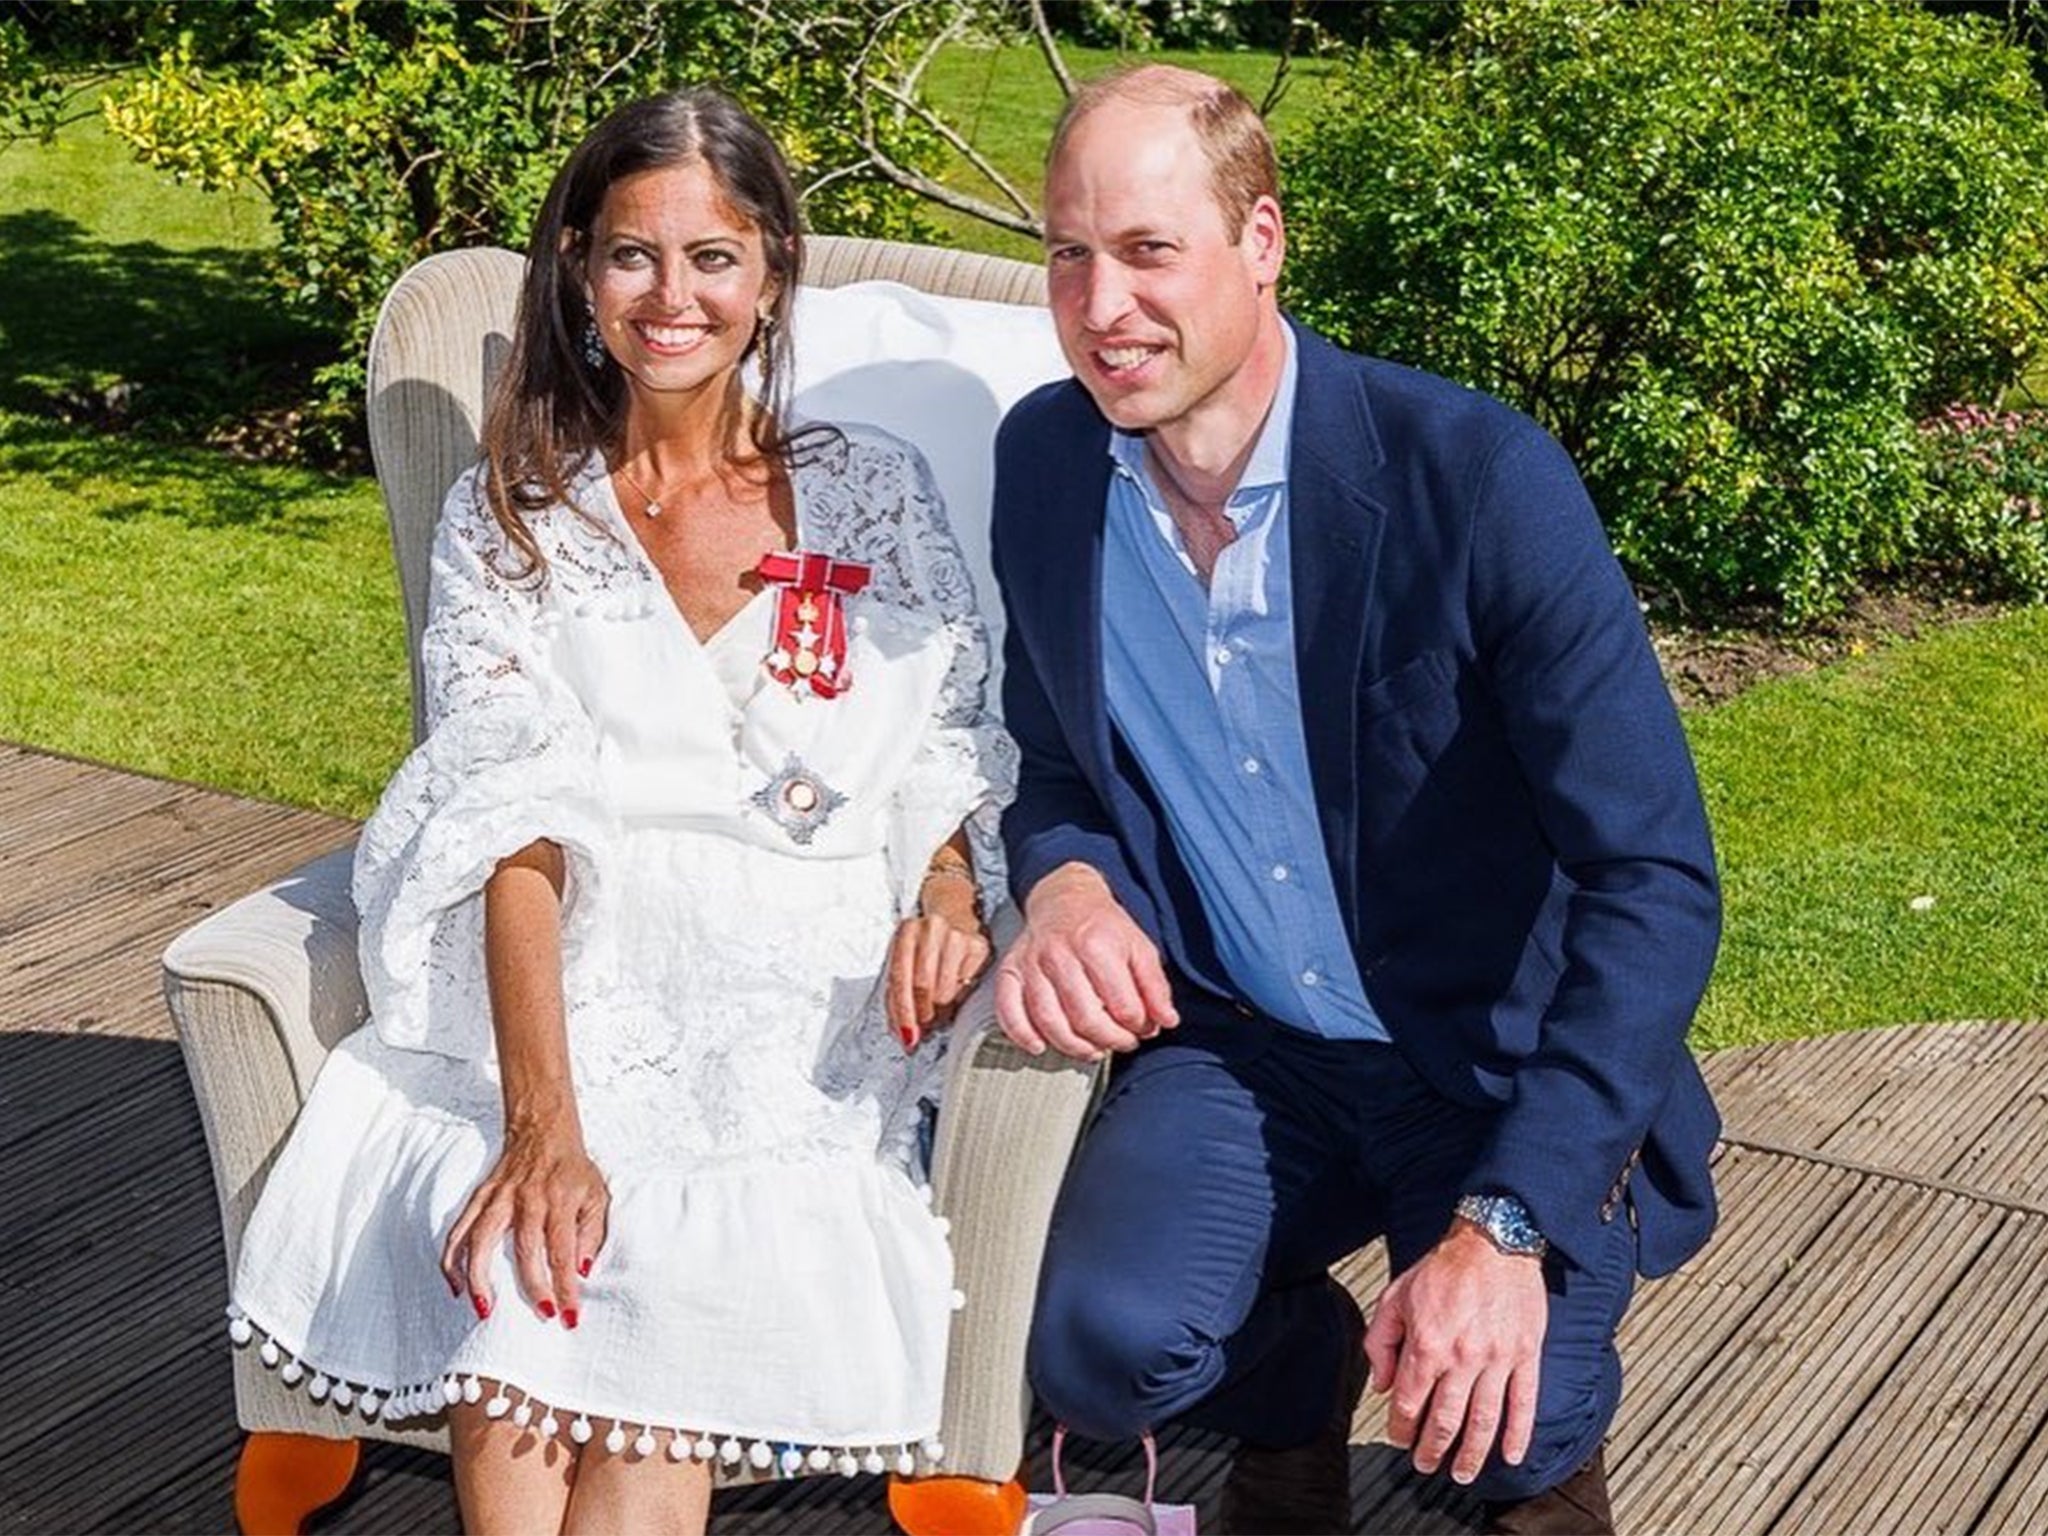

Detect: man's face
[1042,99,1280,435]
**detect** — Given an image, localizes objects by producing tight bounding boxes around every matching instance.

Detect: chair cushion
[787,280,1070,693]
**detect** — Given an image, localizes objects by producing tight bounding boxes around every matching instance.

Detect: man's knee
[1028,1270,1221,1441]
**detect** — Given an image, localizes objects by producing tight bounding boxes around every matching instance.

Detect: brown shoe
[1217,1281,1367,1535]
[1482,1448,1615,1535]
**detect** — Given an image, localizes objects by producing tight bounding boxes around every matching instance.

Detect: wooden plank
[0,1026,186,1151]
[1775,1209,2048,1535]
[1975,1415,2048,1535]
[1617,1181,1999,1535]
[1610,1148,1861,1469]
[2,799,348,971]
[1949,1076,2048,1209]
[1709,1025,1930,1151]
[1816,1022,2044,1183]
[0,779,218,884]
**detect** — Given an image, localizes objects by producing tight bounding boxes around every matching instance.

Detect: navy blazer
[991,321,1722,1278]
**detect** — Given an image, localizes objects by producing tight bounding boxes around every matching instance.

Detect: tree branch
[1027,0,1076,98]
[861,72,1039,220]
[857,145,1046,239]
[1258,0,1306,118]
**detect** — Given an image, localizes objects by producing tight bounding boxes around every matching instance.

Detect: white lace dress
[228,424,1016,1475]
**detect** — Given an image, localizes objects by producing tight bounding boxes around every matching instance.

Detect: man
[990,65,1721,1535]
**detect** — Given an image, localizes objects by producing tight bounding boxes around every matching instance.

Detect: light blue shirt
[1101,332,1386,1041]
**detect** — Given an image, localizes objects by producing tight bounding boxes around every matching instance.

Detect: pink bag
[1021,1428,1200,1536]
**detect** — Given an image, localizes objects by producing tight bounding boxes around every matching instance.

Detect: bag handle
[1050,1425,1161,1504]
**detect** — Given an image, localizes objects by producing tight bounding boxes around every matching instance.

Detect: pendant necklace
[615,458,686,518]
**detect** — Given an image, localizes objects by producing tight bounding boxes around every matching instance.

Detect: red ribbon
[756,550,872,698]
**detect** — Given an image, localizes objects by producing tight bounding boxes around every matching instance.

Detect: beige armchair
[161,237,1098,1536]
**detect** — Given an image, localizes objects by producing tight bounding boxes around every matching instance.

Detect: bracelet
[924,847,973,882]
[918,853,981,920]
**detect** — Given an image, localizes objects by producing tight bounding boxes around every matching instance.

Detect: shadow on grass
[0,410,365,537]
[0,207,333,439]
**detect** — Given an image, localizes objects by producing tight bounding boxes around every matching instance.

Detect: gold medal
[794,649,819,676]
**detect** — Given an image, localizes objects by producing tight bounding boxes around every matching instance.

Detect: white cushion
[787,281,1070,694]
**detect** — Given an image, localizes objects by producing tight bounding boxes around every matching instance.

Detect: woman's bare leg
[450,1397,579,1536]
[561,1424,713,1536]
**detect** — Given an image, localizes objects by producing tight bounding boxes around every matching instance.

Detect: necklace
[614,457,688,518]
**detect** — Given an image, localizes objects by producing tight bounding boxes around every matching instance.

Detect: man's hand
[1364,1219,1548,1484]
[993,863,1179,1059]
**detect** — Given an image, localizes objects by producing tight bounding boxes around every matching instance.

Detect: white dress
[228,423,1016,1475]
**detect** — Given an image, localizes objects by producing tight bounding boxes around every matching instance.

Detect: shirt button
[1270,864,1289,882]
[1301,969,1321,987]
[1215,646,1233,666]
[1242,756,1262,775]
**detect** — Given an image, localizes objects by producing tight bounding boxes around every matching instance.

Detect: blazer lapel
[1286,322,1387,934]
[1028,401,1117,782]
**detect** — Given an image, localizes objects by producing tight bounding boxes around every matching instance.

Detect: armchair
[161,237,1099,1536]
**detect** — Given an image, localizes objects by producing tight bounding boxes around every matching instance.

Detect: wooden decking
[3,736,2045,1534]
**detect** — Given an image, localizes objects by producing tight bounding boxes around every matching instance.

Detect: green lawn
[0,100,412,815]
[1686,608,2048,1046]
[1,60,2042,1040]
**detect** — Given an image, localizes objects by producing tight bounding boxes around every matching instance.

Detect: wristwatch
[1454,1193,1549,1259]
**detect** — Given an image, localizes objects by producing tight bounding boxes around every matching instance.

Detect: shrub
[1917,406,2048,602]
[1282,0,2048,622]
[100,0,953,435]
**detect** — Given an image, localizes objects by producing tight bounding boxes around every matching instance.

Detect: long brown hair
[478,87,805,579]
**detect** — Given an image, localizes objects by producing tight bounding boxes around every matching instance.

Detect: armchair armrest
[930,905,1108,1483]
[161,843,365,1270]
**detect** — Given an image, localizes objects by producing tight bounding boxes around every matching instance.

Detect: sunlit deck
[4,738,2044,1534]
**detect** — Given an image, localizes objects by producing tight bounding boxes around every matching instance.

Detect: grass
[0,100,411,816]
[1685,607,2048,1046]
[1,59,2042,1039]
[0,411,409,813]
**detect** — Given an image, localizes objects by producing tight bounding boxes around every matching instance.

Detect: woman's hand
[440,1116,609,1328]
[886,876,991,1050]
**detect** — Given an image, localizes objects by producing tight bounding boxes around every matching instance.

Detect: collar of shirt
[1107,324,1300,537]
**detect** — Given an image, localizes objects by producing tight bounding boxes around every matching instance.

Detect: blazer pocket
[1358,648,1455,721]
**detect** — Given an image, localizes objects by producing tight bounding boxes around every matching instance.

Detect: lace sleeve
[829,430,1019,917]
[351,468,615,1061]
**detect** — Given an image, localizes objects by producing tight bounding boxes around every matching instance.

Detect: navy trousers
[1026,1007,1637,1502]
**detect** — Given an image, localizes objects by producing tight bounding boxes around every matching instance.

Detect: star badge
[749,754,848,845]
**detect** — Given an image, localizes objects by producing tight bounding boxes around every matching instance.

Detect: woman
[228,88,1013,1534]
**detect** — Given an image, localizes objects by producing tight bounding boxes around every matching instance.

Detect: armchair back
[365,237,1050,743]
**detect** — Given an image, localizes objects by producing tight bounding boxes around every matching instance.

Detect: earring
[756,308,776,335]
[582,303,608,370]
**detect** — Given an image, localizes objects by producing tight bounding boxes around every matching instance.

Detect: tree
[1282,0,2048,620]
[100,0,970,410]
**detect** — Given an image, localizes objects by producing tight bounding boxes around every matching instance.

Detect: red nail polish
[898,1024,920,1051]
[563,1308,580,1330]
[473,1293,491,1321]
[538,1299,556,1319]
[578,1257,592,1278]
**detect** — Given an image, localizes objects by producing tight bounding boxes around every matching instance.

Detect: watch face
[1459,1194,1547,1257]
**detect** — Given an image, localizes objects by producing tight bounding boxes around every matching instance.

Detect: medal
[756,550,872,699]
[750,753,848,844]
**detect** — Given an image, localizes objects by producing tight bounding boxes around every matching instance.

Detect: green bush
[1917,405,2048,601]
[100,0,953,436]
[1282,0,2048,622]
